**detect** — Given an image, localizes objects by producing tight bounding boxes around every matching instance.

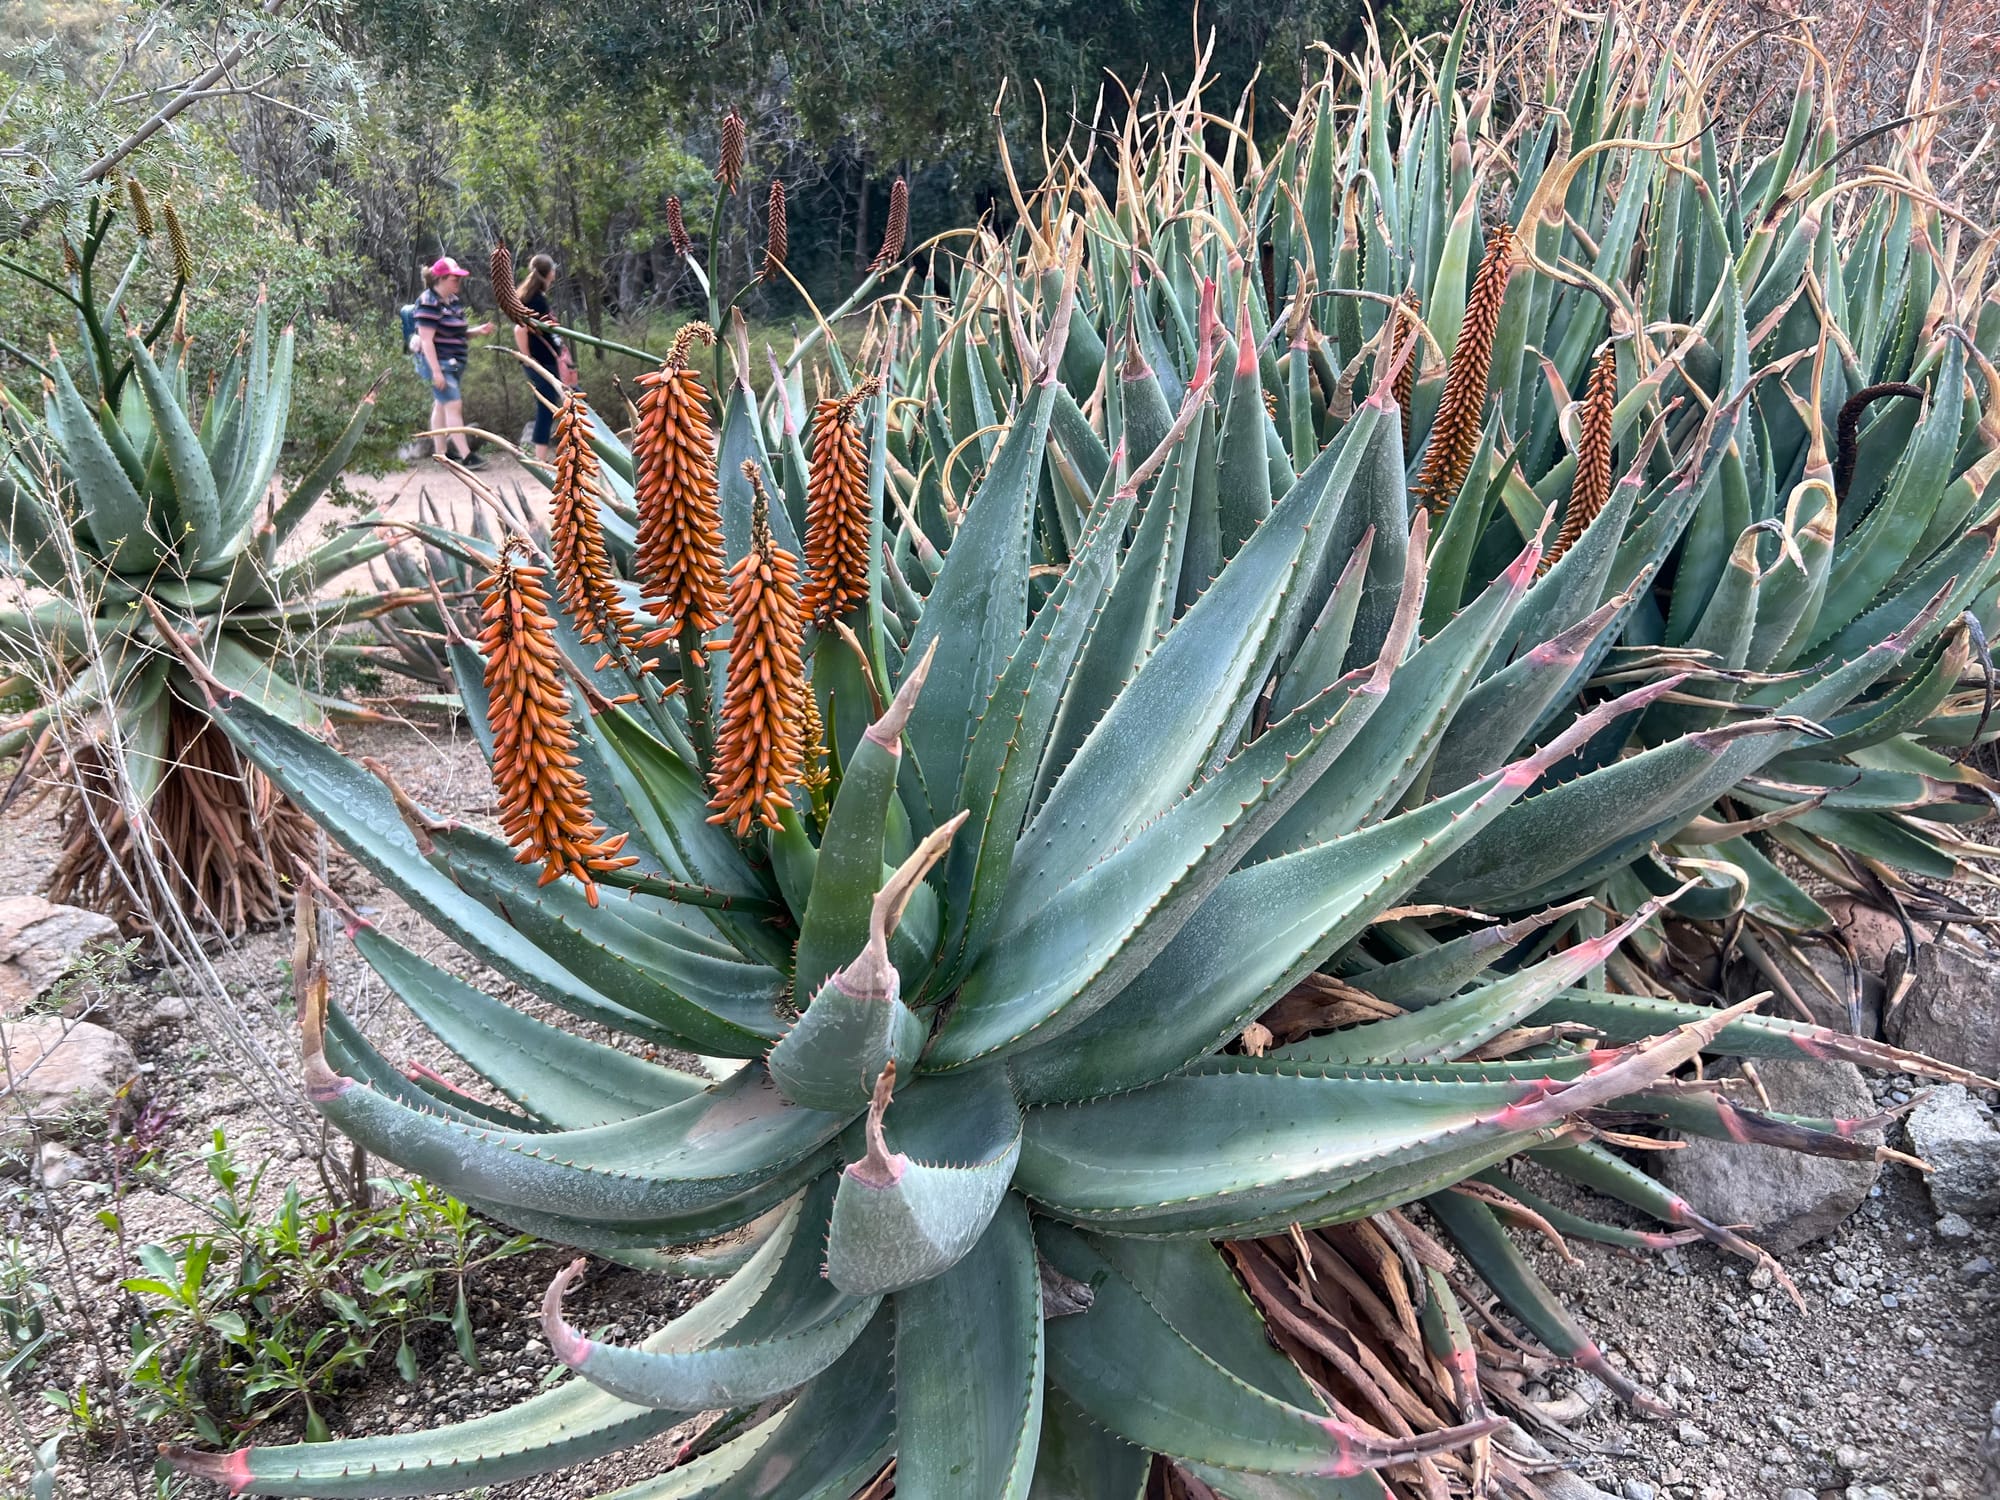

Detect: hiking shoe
[460,451,487,470]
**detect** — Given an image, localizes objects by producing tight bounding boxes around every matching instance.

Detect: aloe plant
[0,195,421,932]
[168,10,1997,1498]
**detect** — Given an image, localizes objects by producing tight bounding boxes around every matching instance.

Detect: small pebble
[1936,1213,1975,1241]
[1675,1420,1710,1448]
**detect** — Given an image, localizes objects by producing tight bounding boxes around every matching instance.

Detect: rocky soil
[2,464,1998,1495]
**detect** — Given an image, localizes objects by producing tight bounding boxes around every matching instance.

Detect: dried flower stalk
[708,464,806,835]
[1415,221,1515,513]
[666,195,693,258]
[634,323,726,638]
[552,391,650,664]
[1541,346,1619,575]
[762,180,788,281]
[871,178,909,269]
[717,110,746,194]
[479,539,637,904]
[1391,291,1422,451]
[490,240,551,330]
[801,377,881,625]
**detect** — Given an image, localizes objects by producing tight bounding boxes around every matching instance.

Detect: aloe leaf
[1033,430,1193,803]
[207,699,691,1044]
[350,926,705,1128]
[47,357,161,572]
[1028,1393,1149,1500]
[1269,531,1370,721]
[1278,897,1668,1065]
[163,1375,684,1496]
[793,648,930,1002]
[1428,593,1627,793]
[1037,1221,1486,1478]
[1019,1000,1754,1229]
[1007,681,1667,1103]
[1528,988,1995,1087]
[269,383,381,542]
[301,975,845,1228]
[428,825,787,1056]
[901,380,1059,820]
[1257,533,1533,856]
[1428,1189,1663,1409]
[126,326,223,563]
[931,643,1393,1069]
[1818,343,1967,638]
[825,1065,1022,1295]
[586,1313,896,1499]
[543,1176,878,1412]
[893,1194,1043,1496]
[1360,902,1587,1007]
[1018,406,1397,915]
[1217,298,1275,561]
[944,475,1137,988]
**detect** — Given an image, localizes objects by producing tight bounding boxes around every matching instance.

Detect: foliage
[0,0,366,235]
[164,7,2000,1497]
[0,1237,63,1390]
[115,1130,534,1447]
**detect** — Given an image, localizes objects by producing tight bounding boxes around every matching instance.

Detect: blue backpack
[399,302,419,351]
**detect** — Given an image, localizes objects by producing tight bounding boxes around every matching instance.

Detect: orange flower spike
[1415,221,1516,514]
[550,392,648,666]
[801,376,881,626]
[708,465,807,837]
[1541,345,1619,576]
[633,323,726,637]
[477,539,637,905]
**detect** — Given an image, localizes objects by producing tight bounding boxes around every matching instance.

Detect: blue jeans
[416,355,464,403]
[526,368,559,447]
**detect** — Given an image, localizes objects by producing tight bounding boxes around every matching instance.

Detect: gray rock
[1906,1085,2000,1217]
[0,1018,139,1143]
[34,1140,91,1189]
[0,896,122,1014]
[1936,1212,1975,1240]
[1657,1059,1882,1252]
[1621,1484,1657,1500]
[1886,942,2000,1080]
[1778,1492,1815,1500]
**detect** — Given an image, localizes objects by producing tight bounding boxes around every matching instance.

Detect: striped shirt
[414,289,469,365]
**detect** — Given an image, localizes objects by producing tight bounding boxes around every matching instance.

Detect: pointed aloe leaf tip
[869,637,937,750]
[541,1257,596,1368]
[847,1062,907,1189]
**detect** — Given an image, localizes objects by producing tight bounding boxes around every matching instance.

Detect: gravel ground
[3,701,1998,1499]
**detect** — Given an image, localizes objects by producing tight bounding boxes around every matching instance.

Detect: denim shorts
[416,355,464,403]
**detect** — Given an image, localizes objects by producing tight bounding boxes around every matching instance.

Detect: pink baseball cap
[428,256,474,279]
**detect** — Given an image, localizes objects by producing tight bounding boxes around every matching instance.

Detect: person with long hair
[513,253,571,463]
[413,256,496,467]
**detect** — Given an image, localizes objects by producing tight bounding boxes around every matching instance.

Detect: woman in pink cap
[413,256,496,466]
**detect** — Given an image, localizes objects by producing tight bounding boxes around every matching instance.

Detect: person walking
[513,253,570,463]
[413,256,495,467]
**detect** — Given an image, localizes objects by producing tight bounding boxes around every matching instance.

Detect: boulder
[0,896,123,1014]
[0,1018,140,1143]
[1905,1085,2000,1218]
[1885,942,2000,1081]
[1656,1058,1882,1253]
